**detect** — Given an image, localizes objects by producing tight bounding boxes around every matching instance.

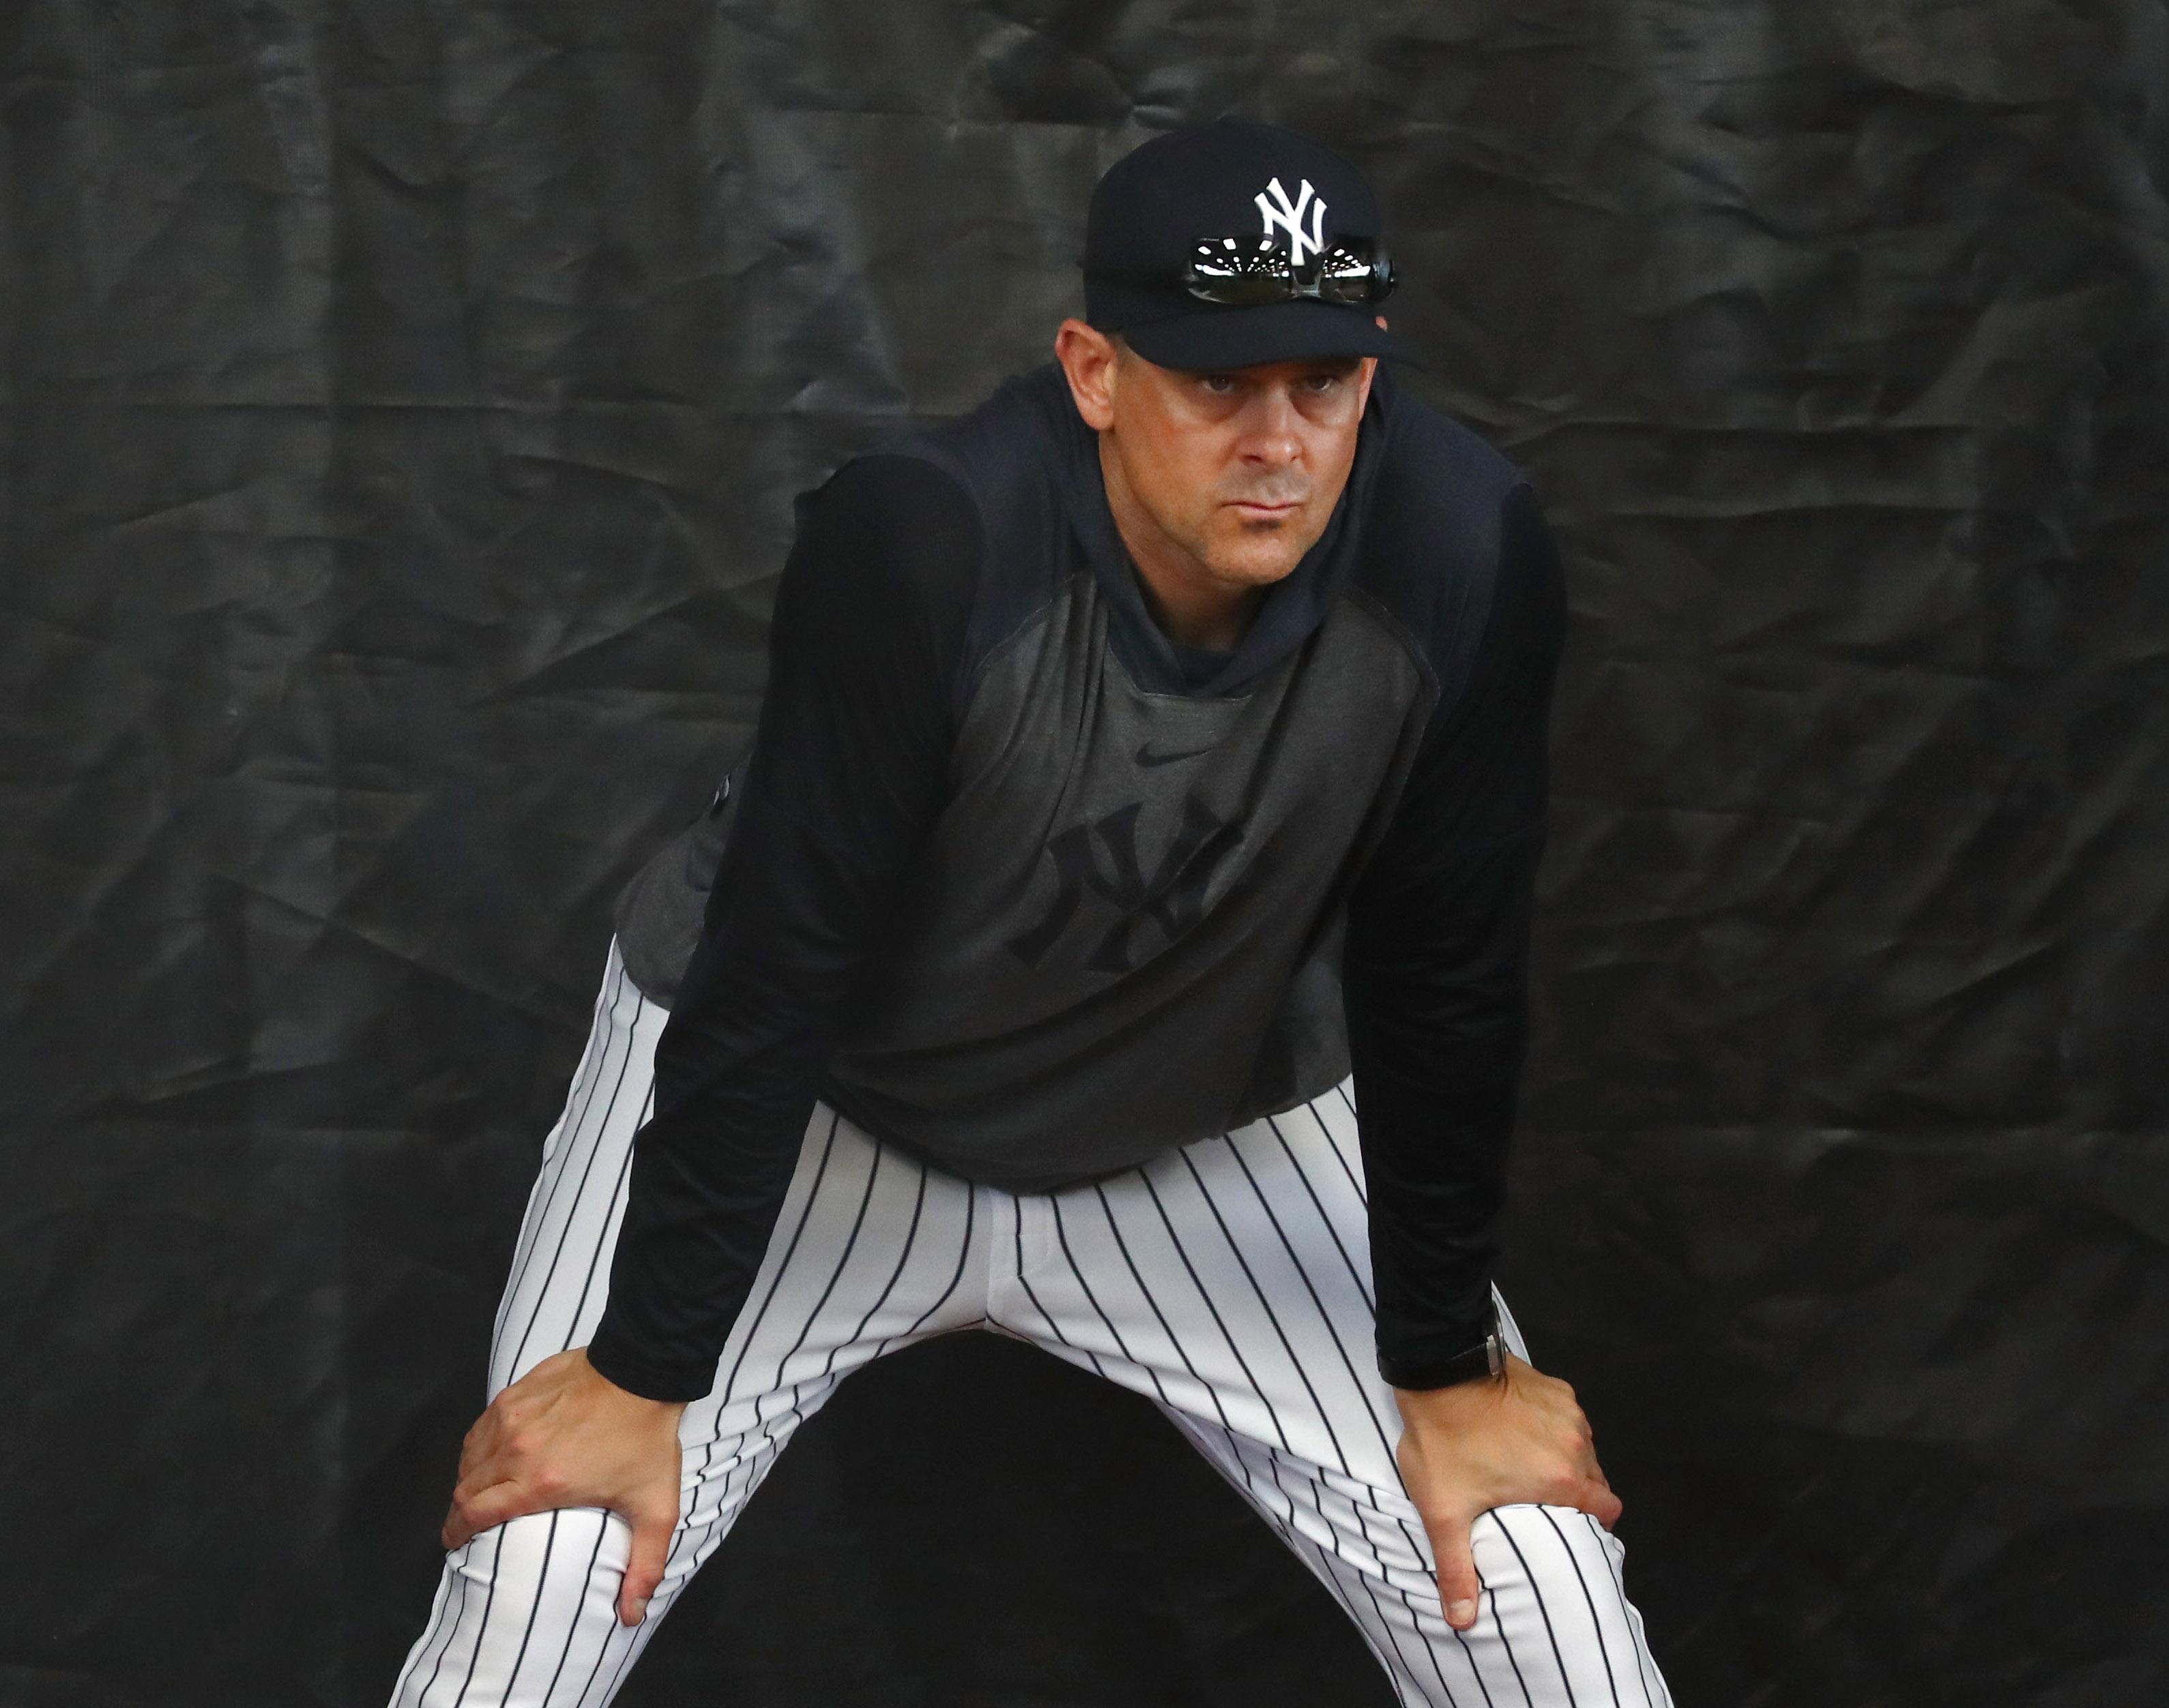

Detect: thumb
[616,1503,675,1627]
[1429,1513,1483,1632]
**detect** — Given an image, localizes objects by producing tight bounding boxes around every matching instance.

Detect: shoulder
[798,451,981,564]
[766,454,983,709]
[811,363,1081,584]
[780,366,1080,703]
[1360,374,1527,593]
[1350,374,1543,709]
[845,365,1083,679]
[779,450,983,634]
[901,362,1081,561]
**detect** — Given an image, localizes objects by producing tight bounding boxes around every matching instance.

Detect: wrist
[1393,1364,1509,1411]
[583,1327,715,1405]
[1377,1304,1506,1393]
[576,1350,690,1417]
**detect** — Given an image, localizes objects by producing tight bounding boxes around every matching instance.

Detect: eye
[1302,372,1342,394]
[1197,372,1239,395]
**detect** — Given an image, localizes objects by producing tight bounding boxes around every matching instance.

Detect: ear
[1054,318,1120,432]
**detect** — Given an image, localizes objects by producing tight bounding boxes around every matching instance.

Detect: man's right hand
[1393,1354,1622,1631]
[443,1347,688,1626]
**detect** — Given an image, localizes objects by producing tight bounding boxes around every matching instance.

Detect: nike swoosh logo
[1136,741,1217,768]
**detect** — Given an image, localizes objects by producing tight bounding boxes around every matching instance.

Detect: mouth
[1228,499,1302,520]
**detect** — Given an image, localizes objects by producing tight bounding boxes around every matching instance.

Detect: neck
[1098,436,1261,651]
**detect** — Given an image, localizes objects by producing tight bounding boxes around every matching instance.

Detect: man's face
[1056,321,1377,598]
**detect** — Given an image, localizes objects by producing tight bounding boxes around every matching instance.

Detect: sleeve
[584,454,979,1402]
[1341,480,1567,1389]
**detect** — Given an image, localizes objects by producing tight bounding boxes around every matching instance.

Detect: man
[390,119,1672,1708]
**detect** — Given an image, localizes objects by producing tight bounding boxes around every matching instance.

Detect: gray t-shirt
[592,362,1565,1401]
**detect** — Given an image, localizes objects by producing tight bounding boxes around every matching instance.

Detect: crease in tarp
[4,1,2166,1702]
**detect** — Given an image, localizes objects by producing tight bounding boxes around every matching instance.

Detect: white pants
[390,942,1672,1708]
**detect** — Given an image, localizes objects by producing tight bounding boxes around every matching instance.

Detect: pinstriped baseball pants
[390,942,1672,1708]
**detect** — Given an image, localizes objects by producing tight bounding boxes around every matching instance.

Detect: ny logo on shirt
[1006,795,1242,975]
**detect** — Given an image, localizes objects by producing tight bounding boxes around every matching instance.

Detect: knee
[394,1510,639,1708]
[450,1505,628,1591]
[1470,1501,1627,1606]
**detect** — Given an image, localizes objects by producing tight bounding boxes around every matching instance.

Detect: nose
[1239,385,1304,469]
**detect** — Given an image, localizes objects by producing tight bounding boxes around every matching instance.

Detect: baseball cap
[1082,118,1412,371]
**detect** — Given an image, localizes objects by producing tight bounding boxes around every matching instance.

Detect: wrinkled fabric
[1,2,2164,1705]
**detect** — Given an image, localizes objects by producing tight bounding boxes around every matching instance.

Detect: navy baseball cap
[1082,119,1413,371]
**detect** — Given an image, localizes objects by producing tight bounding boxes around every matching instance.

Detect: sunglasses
[1180,233,1398,308]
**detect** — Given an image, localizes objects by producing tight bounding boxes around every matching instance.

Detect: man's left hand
[1393,1354,1621,1632]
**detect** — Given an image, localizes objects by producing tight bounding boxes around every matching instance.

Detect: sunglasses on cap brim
[1181,234,1397,308]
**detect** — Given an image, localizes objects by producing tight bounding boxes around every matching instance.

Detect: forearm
[587,793,906,1400]
[1346,918,1528,1381]
[586,455,976,1400]
[585,1089,814,1400]
[1345,479,1564,1380]
[1345,778,1541,1378]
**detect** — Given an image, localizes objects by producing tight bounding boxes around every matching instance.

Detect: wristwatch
[1377,1306,1507,1392]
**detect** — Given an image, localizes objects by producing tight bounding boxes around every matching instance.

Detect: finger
[1576,1477,1625,1531]
[440,1475,510,1551]
[1427,1514,1484,1632]
[450,1460,514,1509]
[442,1478,534,1552]
[617,1506,676,1627]
[456,1414,497,1480]
[450,1432,549,1510]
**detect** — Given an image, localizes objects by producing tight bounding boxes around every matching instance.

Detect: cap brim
[1117,298,1419,371]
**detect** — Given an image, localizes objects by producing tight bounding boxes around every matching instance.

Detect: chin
[1204,536,1313,588]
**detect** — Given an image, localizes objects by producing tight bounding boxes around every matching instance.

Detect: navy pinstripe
[490,967,616,1354]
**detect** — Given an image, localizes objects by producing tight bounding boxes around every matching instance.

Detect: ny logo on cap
[1255,176,1328,263]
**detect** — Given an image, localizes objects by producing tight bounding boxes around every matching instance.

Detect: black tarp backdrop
[2,1,2165,1704]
